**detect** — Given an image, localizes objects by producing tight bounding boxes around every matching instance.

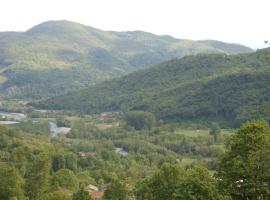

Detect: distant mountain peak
[25,20,98,36]
[0,20,254,99]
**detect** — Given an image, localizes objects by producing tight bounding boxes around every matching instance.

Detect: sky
[0,0,269,49]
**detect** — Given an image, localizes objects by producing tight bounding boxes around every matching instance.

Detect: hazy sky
[1,0,269,48]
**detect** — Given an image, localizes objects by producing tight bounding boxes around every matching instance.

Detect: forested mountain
[0,20,252,99]
[32,48,270,127]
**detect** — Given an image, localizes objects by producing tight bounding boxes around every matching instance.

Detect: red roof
[90,191,104,199]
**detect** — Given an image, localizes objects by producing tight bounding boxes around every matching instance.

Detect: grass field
[174,128,234,137]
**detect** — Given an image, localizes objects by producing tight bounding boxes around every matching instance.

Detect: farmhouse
[85,184,104,199]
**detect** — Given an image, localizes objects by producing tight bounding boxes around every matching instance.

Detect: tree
[10,146,30,176]
[72,188,92,200]
[103,180,128,200]
[52,169,79,191]
[124,111,156,130]
[135,177,153,200]
[25,153,51,200]
[76,171,96,187]
[173,167,229,200]
[65,152,78,171]
[46,191,71,200]
[136,163,229,200]
[56,117,71,127]
[52,152,78,172]
[209,122,221,142]
[216,120,270,199]
[52,153,66,172]
[248,148,270,198]
[0,165,25,200]
[136,163,185,200]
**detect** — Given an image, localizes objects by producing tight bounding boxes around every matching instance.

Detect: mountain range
[0,20,253,99]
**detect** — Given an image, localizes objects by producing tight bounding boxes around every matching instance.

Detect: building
[90,191,104,199]
[85,184,104,199]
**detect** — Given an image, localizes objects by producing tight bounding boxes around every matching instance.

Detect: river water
[49,122,58,137]
[0,112,71,138]
[0,112,27,125]
[49,122,71,138]
[0,112,26,121]
[0,121,20,125]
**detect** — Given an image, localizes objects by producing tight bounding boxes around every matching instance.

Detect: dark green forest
[33,48,270,127]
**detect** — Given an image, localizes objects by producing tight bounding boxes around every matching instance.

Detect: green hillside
[32,48,270,127]
[0,20,252,99]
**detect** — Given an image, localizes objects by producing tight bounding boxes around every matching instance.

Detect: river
[49,122,71,138]
[0,112,27,125]
[0,112,26,121]
[0,121,20,125]
[0,111,71,138]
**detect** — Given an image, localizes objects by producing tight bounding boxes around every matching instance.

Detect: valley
[0,103,232,178]
[1,99,267,199]
[0,18,269,200]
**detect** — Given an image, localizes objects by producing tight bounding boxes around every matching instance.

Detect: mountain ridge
[0,20,253,99]
[31,48,270,127]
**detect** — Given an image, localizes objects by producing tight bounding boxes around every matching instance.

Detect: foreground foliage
[136,120,270,200]
[136,164,227,200]
[217,120,270,199]
[0,117,269,199]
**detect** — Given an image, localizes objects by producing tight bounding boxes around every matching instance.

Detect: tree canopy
[125,111,156,130]
[216,120,270,199]
[0,165,25,200]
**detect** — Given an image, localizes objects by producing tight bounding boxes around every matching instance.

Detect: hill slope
[32,49,270,127]
[0,20,253,99]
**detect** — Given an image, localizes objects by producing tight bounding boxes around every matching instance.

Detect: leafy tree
[76,171,96,187]
[125,111,156,130]
[0,165,25,200]
[56,117,71,127]
[216,120,270,199]
[72,188,92,200]
[25,153,51,200]
[209,122,221,142]
[65,152,78,171]
[103,180,128,200]
[46,191,71,200]
[136,163,231,200]
[135,177,153,200]
[10,146,30,176]
[136,163,185,200]
[52,169,79,191]
[52,152,78,172]
[52,153,66,171]
[173,167,229,200]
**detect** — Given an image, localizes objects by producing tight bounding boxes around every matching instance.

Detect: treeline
[32,49,270,127]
